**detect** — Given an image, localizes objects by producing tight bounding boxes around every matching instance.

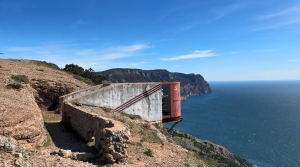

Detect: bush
[144,149,154,157]
[11,75,29,84]
[140,129,161,143]
[64,64,84,76]
[184,163,190,167]
[112,115,125,123]
[32,60,60,70]
[6,75,29,90]
[63,64,109,85]
[6,83,21,89]
[73,75,94,85]
[21,150,30,161]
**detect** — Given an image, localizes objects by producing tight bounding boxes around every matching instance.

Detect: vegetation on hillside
[63,64,109,85]
[6,75,29,89]
[32,60,110,85]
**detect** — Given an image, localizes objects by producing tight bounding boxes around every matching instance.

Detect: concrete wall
[63,103,130,163]
[59,84,104,121]
[71,83,162,122]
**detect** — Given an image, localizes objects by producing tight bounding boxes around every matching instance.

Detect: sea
[164,80,300,167]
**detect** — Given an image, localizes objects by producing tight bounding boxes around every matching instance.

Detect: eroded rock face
[0,83,47,149]
[30,79,75,110]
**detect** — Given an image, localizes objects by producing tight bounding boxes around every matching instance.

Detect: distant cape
[98,68,212,100]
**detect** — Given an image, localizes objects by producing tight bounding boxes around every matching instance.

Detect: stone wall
[63,103,130,163]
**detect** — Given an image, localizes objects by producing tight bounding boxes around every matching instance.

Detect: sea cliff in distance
[98,68,212,100]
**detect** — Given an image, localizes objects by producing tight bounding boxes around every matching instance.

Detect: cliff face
[98,68,212,100]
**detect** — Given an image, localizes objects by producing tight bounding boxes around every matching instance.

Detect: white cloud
[212,1,247,19]
[6,47,34,51]
[75,44,152,60]
[259,6,300,19]
[161,50,216,61]
[130,62,150,66]
[4,43,152,70]
[252,49,275,52]
[113,44,152,52]
[254,6,300,31]
[288,59,300,62]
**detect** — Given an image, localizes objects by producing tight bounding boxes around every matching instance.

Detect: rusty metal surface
[162,82,181,121]
[162,117,183,123]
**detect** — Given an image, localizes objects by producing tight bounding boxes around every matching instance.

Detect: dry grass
[43,114,62,122]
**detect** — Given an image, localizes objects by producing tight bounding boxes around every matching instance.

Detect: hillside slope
[0,59,89,149]
[98,68,212,100]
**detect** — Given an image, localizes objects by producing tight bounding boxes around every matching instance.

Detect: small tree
[63,64,84,76]
[63,64,109,85]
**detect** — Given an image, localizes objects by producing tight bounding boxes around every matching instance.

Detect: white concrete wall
[71,83,162,122]
[59,84,104,121]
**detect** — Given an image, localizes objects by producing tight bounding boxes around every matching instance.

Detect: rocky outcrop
[0,82,47,149]
[0,135,25,154]
[171,130,253,167]
[98,68,211,100]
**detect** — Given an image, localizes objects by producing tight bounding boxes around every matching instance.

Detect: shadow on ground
[44,121,97,154]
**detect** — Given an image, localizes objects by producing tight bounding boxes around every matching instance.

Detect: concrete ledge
[59,84,104,120]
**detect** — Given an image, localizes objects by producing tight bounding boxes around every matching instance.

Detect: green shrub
[111,115,125,123]
[141,123,150,129]
[6,83,21,89]
[121,113,142,120]
[64,64,109,85]
[21,150,30,161]
[11,75,29,84]
[43,128,52,147]
[73,75,94,85]
[184,163,190,167]
[64,64,84,76]
[144,149,154,157]
[32,60,60,70]
[140,129,161,143]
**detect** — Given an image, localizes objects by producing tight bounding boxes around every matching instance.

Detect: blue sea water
[164,80,300,167]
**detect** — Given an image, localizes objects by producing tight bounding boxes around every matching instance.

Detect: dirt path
[45,121,97,154]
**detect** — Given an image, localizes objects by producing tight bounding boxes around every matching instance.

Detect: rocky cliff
[98,68,212,100]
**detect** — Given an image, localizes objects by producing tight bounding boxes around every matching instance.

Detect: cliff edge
[98,68,212,100]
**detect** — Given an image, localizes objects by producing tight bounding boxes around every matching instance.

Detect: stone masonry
[63,103,130,162]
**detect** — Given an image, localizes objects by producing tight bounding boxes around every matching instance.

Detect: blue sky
[1,0,300,81]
